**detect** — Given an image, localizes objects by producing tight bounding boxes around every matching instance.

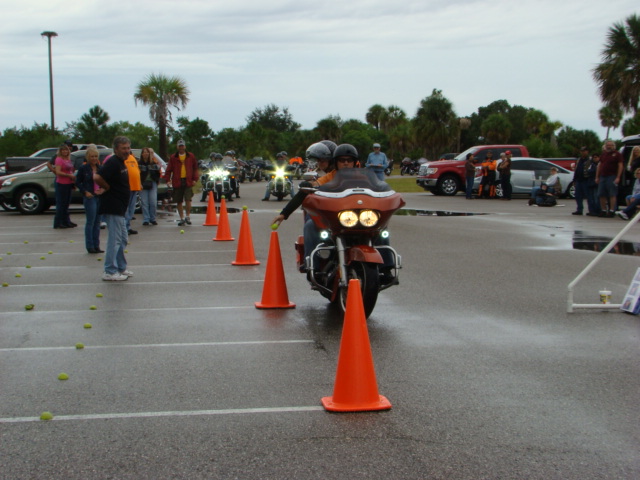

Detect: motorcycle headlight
[338,210,359,228]
[359,210,379,227]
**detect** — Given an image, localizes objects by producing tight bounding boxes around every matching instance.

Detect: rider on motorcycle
[261,151,296,201]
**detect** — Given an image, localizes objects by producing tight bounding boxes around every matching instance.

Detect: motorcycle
[201,161,235,202]
[295,168,405,318]
[246,157,267,182]
[264,163,294,201]
[288,159,307,180]
[400,158,420,176]
[384,159,394,176]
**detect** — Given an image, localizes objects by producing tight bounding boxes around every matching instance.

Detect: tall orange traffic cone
[202,191,218,226]
[232,206,260,266]
[213,196,234,241]
[255,230,295,309]
[321,279,391,412]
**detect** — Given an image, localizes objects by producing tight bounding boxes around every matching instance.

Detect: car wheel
[0,199,17,212]
[495,183,504,198]
[567,182,575,199]
[16,187,47,215]
[436,175,460,196]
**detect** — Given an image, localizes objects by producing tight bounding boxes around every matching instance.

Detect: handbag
[142,180,153,190]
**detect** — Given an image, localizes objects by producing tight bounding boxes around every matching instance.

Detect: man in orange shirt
[124,152,142,235]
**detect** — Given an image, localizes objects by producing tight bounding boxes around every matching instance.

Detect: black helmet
[225,150,236,156]
[276,151,288,159]
[209,152,218,159]
[320,140,337,155]
[333,143,358,161]
[214,153,223,160]
[305,142,332,161]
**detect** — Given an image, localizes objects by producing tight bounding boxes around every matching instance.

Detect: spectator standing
[138,147,161,226]
[572,146,594,215]
[124,153,142,235]
[596,140,624,217]
[464,153,476,199]
[53,143,77,229]
[94,136,132,281]
[164,139,199,226]
[365,143,389,181]
[498,150,513,200]
[586,153,601,216]
[75,145,104,253]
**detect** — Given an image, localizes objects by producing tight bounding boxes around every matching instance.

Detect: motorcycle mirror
[302,171,318,181]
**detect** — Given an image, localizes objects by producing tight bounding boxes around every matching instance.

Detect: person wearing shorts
[164,139,199,226]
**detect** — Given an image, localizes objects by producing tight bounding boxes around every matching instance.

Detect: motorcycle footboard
[375,245,402,290]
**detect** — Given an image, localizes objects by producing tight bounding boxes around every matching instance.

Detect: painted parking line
[0,405,326,424]
[2,279,263,287]
[0,339,314,353]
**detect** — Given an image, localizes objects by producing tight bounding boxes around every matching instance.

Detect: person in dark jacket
[75,145,104,253]
[138,147,161,226]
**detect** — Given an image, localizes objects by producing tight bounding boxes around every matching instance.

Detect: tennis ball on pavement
[97,258,102,261]
[75,343,84,349]
[7,252,12,255]
[96,293,103,298]
[180,229,185,234]
[40,257,46,260]
[48,251,53,254]
[24,241,28,244]
[69,240,74,243]
[15,273,21,278]
[58,373,69,381]
[25,304,34,310]
[26,265,31,268]
[89,305,97,310]
[83,323,92,329]
[2,282,9,287]
[40,412,53,421]
[124,249,128,253]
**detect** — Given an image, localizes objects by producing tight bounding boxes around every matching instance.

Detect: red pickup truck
[416,145,530,196]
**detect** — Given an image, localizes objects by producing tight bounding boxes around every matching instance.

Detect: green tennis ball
[243,205,248,210]
[2,283,8,287]
[96,293,103,298]
[75,343,84,349]
[48,251,53,254]
[25,265,31,268]
[97,258,102,261]
[89,305,97,310]
[69,240,74,243]
[180,229,185,234]
[40,412,53,421]
[124,249,128,253]
[40,257,46,260]
[25,304,34,311]
[24,240,29,244]
[15,273,22,278]
[7,252,12,255]
[271,223,279,230]
[83,323,92,329]
[58,373,69,381]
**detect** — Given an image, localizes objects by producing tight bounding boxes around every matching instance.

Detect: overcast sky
[2,1,638,141]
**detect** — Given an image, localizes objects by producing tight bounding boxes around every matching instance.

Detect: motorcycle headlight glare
[320,230,330,240]
[359,210,379,227]
[339,210,359,228]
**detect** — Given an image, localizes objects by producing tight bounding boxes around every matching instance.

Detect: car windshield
[319,168,391,193]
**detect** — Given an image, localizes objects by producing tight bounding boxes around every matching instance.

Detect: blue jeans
[54,182,73,228]
[83,195,101,250]
[103,214,127,275]
[574,181,588,213]
[367,167,386,181]
[465,175,475,198]
[623,194,640,216]
[125,191,139,230]
[139,183,157,223]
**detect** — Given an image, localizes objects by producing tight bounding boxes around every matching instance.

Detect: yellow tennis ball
[243,205,248,210]
[40,412,53,421]
[96,293,103,298]
[271,223,279,230]
[89,305,97,310]
[58,373,69,381]
[40,257,46,260]
[26,265,31,268]
[180,230,185,234]
[24,240,29,244]
[75,343,84,349]
[2,283,8,287]
[25,304,34,310]
[69,240,74,243]
[83,323,92,329]
[15,273,22,278]
[48,251,53,254]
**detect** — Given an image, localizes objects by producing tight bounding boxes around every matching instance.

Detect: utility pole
[41,31,58,135]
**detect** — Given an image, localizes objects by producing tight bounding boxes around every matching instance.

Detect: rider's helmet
[332,144,359,161]
[319,140,337,155]
[276,151,287,160]
[305,142,332,162]
[209,152,218,159]
[225,150,236,157]
[214,153,223,160]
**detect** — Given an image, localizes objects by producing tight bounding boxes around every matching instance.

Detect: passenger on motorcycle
[261,151,296,201]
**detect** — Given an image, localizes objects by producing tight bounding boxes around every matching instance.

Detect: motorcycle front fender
[346,245,384,264]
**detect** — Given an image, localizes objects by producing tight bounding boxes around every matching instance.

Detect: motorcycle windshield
[318,168,391,193]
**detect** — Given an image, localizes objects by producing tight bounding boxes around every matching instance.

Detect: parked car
[4,144,109,174]
[0,149,167,214]
[416,145,529,195]
[491,157,575,198]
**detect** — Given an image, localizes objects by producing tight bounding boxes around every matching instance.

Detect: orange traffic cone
[232,206,260,266]
[321,279,391,412]
[202,191,218,226]
[255,231,295,309]
[213,196,234,241]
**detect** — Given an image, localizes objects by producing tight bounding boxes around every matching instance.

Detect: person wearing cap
[365,143,389,181]
[596,139,624,217]
[164,139,199,226]
[572,146,596,216]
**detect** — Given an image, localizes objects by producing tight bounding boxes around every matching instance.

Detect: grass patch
[385,177,426,193]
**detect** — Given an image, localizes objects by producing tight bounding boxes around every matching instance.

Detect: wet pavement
[1,182,639,479]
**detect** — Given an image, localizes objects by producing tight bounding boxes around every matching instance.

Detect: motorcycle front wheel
[337,261,380,319]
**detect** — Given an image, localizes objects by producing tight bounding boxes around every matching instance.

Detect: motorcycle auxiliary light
[338,209,379,228]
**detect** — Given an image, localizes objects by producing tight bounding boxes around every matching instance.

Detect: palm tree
[133,73,190,160]
[599,105,624,139]
[593,14,640,115]
[413,89,457,159]
[380,105,407,132]
[365,104,386,131]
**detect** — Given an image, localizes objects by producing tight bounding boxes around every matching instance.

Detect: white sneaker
[100,222,107,229]
[615,211,629,220]
[119,270,134,277]
[102,272,128,281]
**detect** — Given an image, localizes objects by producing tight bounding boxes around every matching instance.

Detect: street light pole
[41,31,58,135]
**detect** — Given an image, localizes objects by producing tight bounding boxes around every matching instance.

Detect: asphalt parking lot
[1,181,639,479]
